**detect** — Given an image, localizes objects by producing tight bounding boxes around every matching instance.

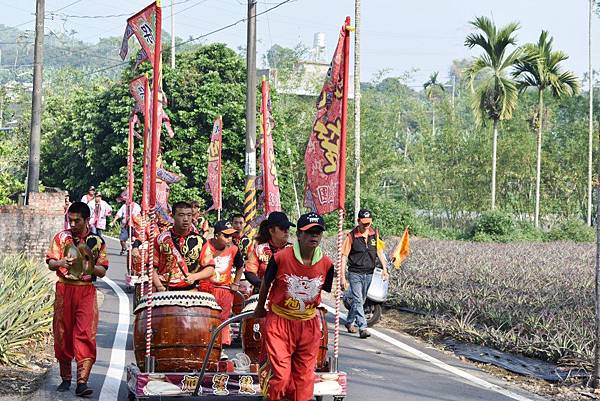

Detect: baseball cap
[214,220,237,235]
[267,211,295,229]
[358,209,372,224]
[88,186,95,191]
[297,212,326,231]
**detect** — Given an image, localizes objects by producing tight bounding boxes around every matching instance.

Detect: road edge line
[321,304,536,401]
[98,272,131,400]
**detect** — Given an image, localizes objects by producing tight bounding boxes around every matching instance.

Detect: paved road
[30,237,546,401]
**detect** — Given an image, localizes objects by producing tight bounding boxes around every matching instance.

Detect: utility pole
[26,0,45,202]
[591,0,600,388]
[589,0,594,227]
[353,0,361,222]
[451,75,456,109]
[170,0,175,69]
[243,0,257,233]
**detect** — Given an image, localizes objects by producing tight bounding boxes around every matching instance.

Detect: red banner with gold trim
[206,116,223,211]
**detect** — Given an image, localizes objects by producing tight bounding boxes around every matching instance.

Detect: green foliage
[547,219,595,242]
[0,255,54,367]
[359,193,419,236]
[470,210,514,241]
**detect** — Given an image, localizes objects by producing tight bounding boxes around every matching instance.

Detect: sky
[1,0,597,88]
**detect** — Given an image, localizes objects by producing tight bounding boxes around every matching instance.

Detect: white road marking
[322,304,536,401]
[98,237,131,401]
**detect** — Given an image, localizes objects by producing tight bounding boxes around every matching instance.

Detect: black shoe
[56,380,70,392]
[75,383,93,397]
[345,323,358,333]
[359,329,371,339]
[120,249,126,255]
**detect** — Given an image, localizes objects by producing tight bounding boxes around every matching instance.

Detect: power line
[176,0,295,48]
[47,0,202,20]
[72,0,296,77]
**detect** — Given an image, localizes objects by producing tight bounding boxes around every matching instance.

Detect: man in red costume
[46,201,109,397]
[255,212,334,401]
[203,220,244,357]
[152,201,215,292]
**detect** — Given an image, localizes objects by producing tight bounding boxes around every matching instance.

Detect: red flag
[119,24,134,60]
[127,113,137,219]
[125,3,157,68]
[259,79,281,215]
[129,75,148,113]
[392,227,410,269]
[304,19,351,215]
[130,75,174,138]
[205,116,223,211]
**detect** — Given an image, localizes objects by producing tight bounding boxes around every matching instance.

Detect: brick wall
[0,192,65,260]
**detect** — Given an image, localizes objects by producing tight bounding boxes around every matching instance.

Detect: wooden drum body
[240,295,262,364]
[133,291,222,372]
[316,306,329,372]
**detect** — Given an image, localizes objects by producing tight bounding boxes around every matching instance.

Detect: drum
[316,306,329,371]
[240,295,262,364]
[133,291,222,372]
[232,289,245,315]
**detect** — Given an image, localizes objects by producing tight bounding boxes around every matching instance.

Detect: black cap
[89,186,95,191]
[358,208,372,223]
[297,212,326,231]
[267,211,295,229]
[214,220,237,235]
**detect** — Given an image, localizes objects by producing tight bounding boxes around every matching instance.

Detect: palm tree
[423,72,445,135]
[465,16,522,210]
[513,31,580,228]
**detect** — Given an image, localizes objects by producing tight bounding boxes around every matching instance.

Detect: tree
[423,71,445,135]
[514,30,580,227]
[465,16,522,210]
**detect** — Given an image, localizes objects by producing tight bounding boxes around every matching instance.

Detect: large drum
[241,296,329,370]
[240,295,263,364]
[134,291,222,372]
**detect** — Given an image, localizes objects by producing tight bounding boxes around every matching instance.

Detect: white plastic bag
[367,267,388,303]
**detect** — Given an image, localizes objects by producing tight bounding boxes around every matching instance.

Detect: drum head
[135,290,221,313]
[241,294,259,313]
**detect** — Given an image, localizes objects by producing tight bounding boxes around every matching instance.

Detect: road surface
[28,237,545,401]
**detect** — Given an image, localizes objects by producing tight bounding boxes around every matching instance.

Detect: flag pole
[140,74,150,302]
[218,115,223,220]
[145,0,162,374]
[261,77,269,215]
[127,115,135,277]
[333,16,351,373]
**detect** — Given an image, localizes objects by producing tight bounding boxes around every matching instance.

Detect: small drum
[240,294,263,364]
[133,291,222,372]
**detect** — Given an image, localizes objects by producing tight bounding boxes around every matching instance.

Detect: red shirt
[267,246,334,320]
[207,241,244,285]
[245,241,289,279]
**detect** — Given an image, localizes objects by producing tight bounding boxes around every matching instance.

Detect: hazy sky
[2,0,597,88]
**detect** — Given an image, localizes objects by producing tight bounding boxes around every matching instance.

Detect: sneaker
[120,250,126,255]
[345,323,358,333]
[220,350,228,360]
[75,383,93,397]
[56,380,70,392]
[359,329,371,339]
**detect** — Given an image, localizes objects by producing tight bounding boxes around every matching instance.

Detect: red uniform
[261,244,334,401]
[46,229,108,385]
[245,241,290,291]
[154,228,214,290]
[204,241,244,345]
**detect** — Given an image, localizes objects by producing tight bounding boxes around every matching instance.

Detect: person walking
[87,193,112,237]
[80,186,95,204]
[341,209,389,338]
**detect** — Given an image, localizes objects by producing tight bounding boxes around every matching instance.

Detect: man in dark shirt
[340,209,389,338]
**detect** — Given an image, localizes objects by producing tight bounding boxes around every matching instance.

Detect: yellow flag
[392,227,410,269]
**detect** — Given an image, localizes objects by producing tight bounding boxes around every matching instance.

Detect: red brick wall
[0,192,65,260]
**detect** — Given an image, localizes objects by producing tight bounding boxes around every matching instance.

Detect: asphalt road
[29,237,546,401]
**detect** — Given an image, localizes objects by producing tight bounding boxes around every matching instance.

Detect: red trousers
[53,282,98,383]
[213,287,234,346]
[261,312,320,401]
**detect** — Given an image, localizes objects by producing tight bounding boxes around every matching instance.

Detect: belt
[58,276,93,286]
